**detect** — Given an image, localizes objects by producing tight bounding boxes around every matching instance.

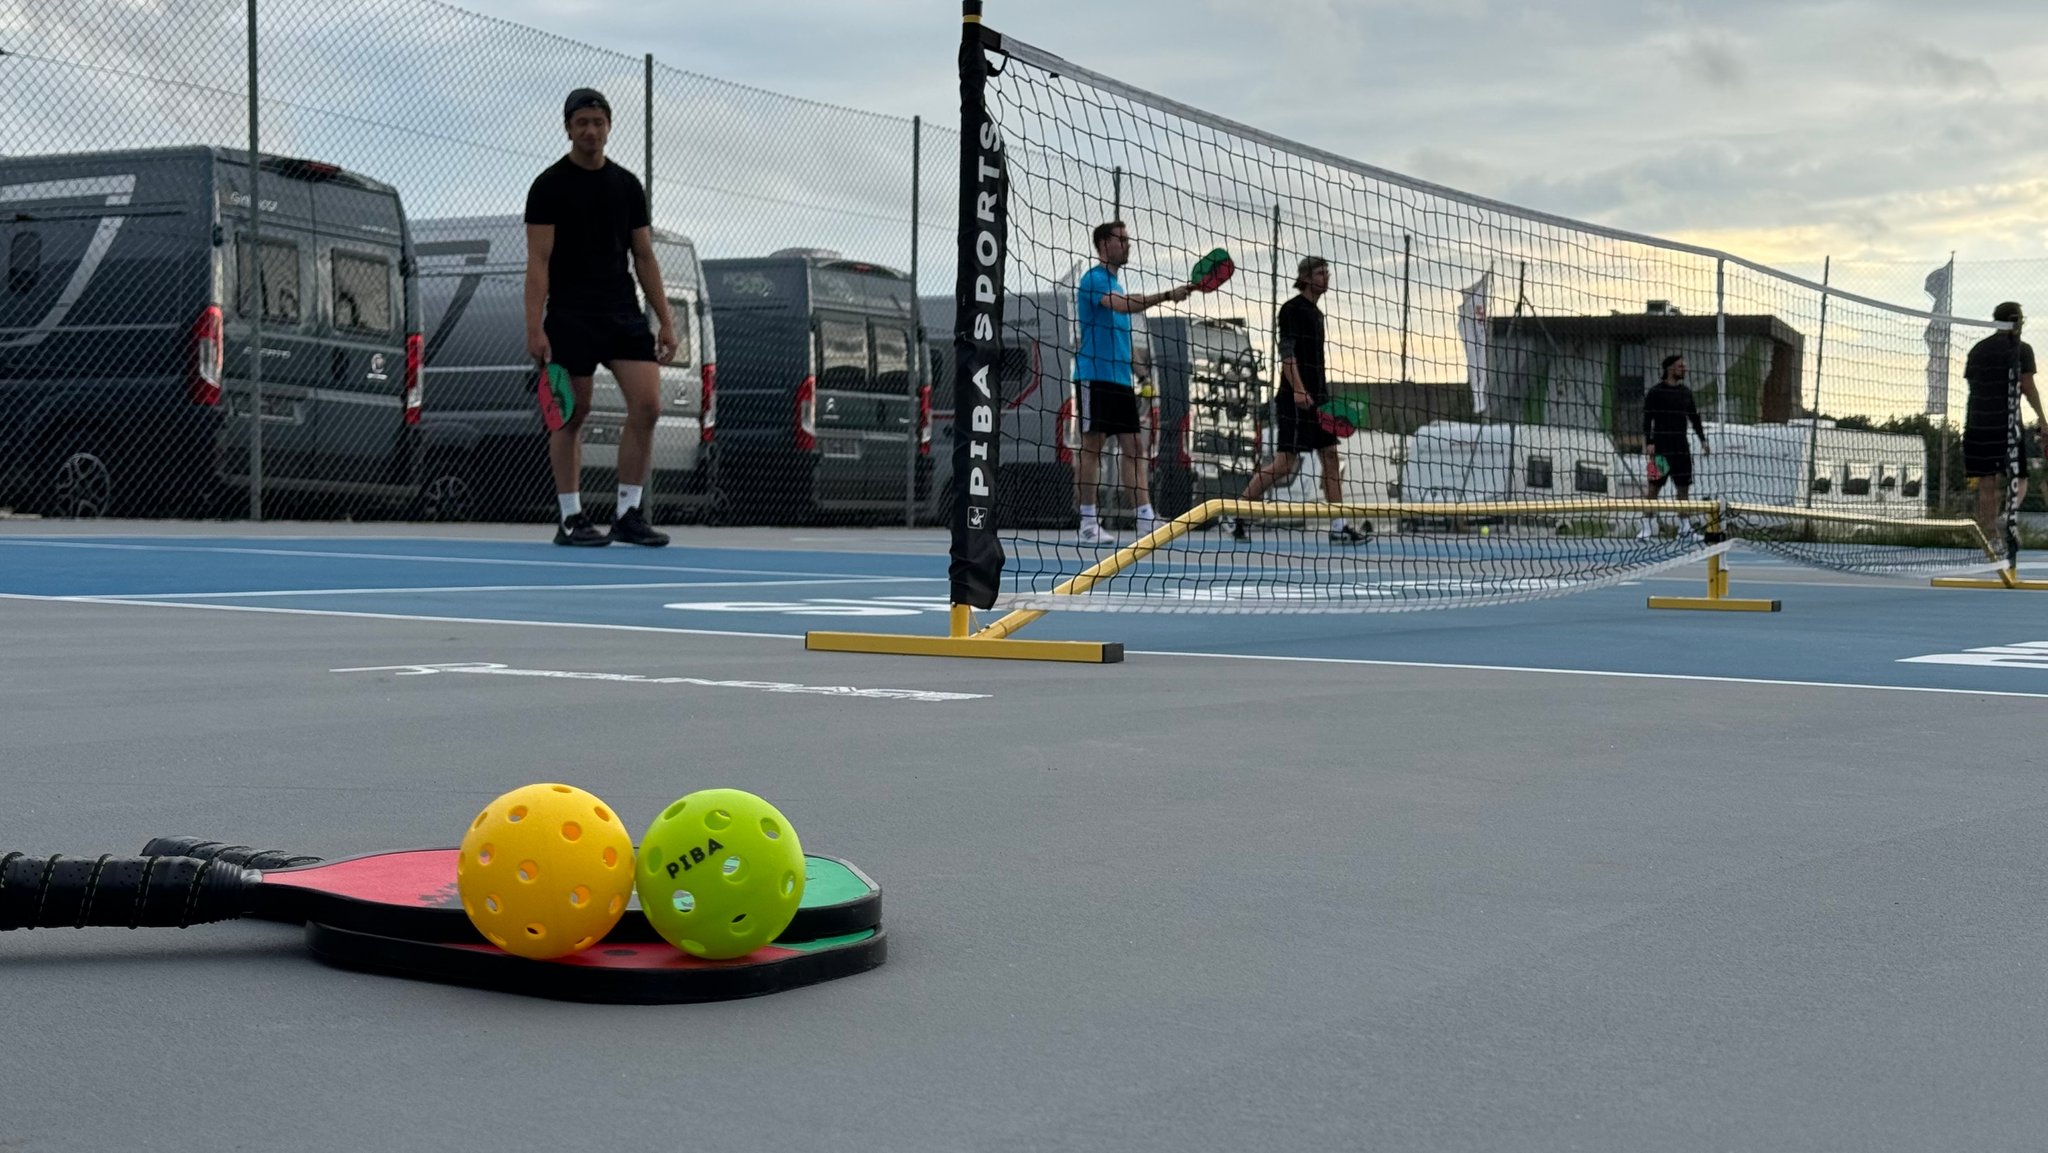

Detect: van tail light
[188,304,224,406]
[1177,410,1192,468]
[700,363,717,444]
[402,332,423,424]
[917,383,932,456]
[794,375,816,452]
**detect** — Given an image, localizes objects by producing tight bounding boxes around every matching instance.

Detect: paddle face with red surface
[307,923,887,1004]
[1189,247,1235,293]
[137,837,880,943]
[536,361,574,431]
[1314,408,1357,439]
[1,845,880,944]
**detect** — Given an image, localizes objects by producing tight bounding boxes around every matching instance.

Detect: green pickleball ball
[636,788,806,960]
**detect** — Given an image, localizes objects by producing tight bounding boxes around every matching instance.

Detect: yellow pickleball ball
[455,783,635,959]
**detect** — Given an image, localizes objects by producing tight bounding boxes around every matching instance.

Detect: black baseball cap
[564,88,612,122]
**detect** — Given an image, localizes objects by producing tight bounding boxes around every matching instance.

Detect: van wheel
[416,456,475,522]
[45,436,115,519]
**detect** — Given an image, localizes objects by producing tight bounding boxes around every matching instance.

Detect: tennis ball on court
[1480,525,1491,537]
[456,783,635,960]
[637,788,805,960]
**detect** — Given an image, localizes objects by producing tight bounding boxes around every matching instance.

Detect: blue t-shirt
[1074,265,1132,387]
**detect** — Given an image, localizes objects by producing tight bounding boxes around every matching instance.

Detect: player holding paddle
[1637,354,1710,540]
[1223,257,1369,545]
[525,87,677,548]
[1072,221,1201,544]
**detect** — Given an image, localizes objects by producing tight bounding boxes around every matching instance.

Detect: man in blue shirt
[1073,220,1191,544]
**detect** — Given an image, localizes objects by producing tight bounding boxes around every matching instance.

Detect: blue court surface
[5,528,2048,699]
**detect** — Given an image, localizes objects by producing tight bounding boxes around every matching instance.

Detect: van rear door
[218,159,324,484]
[310,178,413,489]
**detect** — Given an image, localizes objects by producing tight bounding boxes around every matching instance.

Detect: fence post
[247,0,264,520]
[1805,256,1831,509]
[906,114,923,529]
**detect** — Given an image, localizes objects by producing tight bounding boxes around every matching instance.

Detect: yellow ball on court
[456,783,635,959]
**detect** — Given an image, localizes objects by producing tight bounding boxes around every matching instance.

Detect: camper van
[707,251,926,523]
[0,146,422,517]
[411,215,716,521]
[1694,420,1928,515]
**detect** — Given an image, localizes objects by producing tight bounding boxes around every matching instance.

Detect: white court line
[0,593,804,639]
[0,537,920,581]
[5,591,2045,700]
[86,576,943,600]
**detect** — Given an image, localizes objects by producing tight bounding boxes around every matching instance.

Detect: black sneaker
[554,512,609,547]
[1328,523,1372,546]
[1226,516,1249,542]
[608,506,670,548]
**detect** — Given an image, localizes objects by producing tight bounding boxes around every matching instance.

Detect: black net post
[2007,324,2023,570]
[948,0,1007,610]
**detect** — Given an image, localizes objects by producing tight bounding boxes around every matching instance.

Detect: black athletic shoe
[554,512,609,547]
[608,506,670,548]
[1226,516,1249,542]
[1328,523,1372,546]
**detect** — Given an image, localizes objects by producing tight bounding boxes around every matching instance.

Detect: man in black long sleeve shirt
[1638,354,1710,540]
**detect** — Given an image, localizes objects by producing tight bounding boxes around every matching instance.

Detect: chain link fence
[1,0,948,527]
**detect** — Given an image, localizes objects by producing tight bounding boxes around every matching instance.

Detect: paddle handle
[0,854,259,930]
[140,836,322,870]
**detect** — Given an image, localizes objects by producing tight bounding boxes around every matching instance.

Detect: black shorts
[1274,400,1338,454]
[1963,420,2029,479]
[1079,380,1142,436]
[1647,443,1693,486]
[544,310,657,378]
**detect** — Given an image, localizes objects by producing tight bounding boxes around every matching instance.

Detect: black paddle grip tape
[0,854,260,929]
[140,837,323,870]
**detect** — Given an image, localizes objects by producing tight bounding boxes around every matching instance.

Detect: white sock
[618,484,643,513]
[1080,503,1098,525]
[558,492,582,521]
[1136,504,1156,522]
[1331,517,1348,533]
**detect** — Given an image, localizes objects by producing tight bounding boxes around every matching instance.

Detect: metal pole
[906,114,922,529]
[1268,204,1280,464]
[643,54,654,218]
[1112,166,1121,221]
[1805,256,1830,509]
[1714,257,1727,425]
[1400,234,1411,383]
[247,0,263,520]
[1935,252,1955,515]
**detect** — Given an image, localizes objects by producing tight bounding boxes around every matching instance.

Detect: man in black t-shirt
[1961,302,2048,540]
[1221,257,1369,545]
[1637,354,1711,540]
[525,87,678,547]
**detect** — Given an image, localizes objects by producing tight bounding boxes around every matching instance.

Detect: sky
[480,0,2048,318]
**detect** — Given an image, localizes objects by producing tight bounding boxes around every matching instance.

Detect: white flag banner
[1458,272,1493,415]
[1924,261,1953,416]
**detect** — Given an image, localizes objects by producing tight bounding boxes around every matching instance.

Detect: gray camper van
[921,289,1155,528]
[0,146,422,518]
[411,215,715,521]
[705,251,927,523]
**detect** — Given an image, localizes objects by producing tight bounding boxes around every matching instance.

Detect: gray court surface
[4,521,2048,1152]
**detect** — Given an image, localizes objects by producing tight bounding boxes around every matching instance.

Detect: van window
[1902,464,1924,498]
[1525,454,1554,489]
[237,238,302,324]
[1844,463,1872,496]
[872,325,911,393]
[1574,461,1609,494]
[665,297,694,366]
[8,231,39,295]
[331,252,393,335]
[818,318,869,390]
[1811,461,1835,495]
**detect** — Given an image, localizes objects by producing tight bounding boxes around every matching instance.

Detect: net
[948,20,2012,615]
